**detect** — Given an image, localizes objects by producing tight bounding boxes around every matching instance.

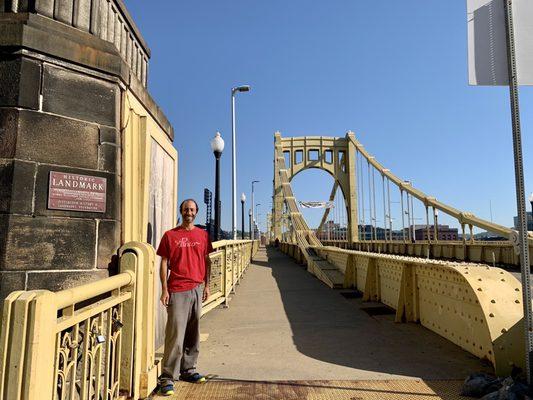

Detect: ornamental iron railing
[0,239,259,400]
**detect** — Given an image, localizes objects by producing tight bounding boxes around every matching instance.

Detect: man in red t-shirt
[157,199,213,395]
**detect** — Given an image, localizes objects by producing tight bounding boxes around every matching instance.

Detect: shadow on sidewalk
[264,246,491,380]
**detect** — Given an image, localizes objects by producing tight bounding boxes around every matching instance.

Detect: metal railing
[0,239,259,400]
[203,240,260,314]
[280,242,525,376]
[320,239,533,268]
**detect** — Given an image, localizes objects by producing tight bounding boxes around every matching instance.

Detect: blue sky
[127,1,532,233]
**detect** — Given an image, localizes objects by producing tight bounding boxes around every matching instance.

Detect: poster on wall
[148,139,176,350]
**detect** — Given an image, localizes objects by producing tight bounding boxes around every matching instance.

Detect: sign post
[467,0,533,382]
[502,0,533,383]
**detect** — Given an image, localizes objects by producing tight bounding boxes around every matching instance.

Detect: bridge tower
[0,1,177,308]
[272,131,358,242]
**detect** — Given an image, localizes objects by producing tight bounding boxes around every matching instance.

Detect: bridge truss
[272,132,533,266]
[272,131,533,377]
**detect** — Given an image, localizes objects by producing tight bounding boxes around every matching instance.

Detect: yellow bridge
[0,133,531,400]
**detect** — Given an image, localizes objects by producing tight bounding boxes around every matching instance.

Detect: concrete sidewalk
[196,247,490,381]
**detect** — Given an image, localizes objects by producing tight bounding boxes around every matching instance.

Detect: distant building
[403,225,459,241]
[513,212,533,231]
[391,230,405,241]
[317,221,347,241]
[359,225,387,240]
[317,222,459,241]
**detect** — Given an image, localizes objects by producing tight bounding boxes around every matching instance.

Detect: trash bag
[480,377,532,400]
[462,373,503,397]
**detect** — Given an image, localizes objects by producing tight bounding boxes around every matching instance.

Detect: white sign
[467,0,533,85]
[299,201,334,209]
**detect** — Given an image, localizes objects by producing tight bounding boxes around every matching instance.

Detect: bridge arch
[273,131,359,242]
[290,167,350,239]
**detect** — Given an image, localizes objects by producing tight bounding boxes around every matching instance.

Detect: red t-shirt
[156,226,213,292]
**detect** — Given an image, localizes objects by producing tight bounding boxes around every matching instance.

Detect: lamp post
[434,209,439,241]
[241,193,246,240]
[255,214,263,240]
[210,132,224,241]
[251,180,259,240]
[249,209,252,240]
[231,85,251,240]
[255,203,261,240]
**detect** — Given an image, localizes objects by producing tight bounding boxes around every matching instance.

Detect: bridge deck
[155,247,491,399]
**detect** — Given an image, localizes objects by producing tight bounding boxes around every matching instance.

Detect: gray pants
[159,285,203,386]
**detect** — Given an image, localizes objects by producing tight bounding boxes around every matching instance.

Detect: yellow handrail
[55,271,135,309]
[0,239,260,400]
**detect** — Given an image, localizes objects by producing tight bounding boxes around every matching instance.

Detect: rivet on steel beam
[501,328,507,333]
[491,299,496,303]
[489,313,494,317]
[501,279,506,282]
[477,288,482,291]
[516,300,520,304]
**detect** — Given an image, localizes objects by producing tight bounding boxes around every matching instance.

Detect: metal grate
[159,379,468,400]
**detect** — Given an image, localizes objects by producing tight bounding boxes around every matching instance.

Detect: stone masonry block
[54,0,74,25]
[0,55,41,109]
[98,143,117,173]
[0,159,35,215]
[42,64,119,127]
[0,215,96,271]
[27,269,109,292]
[0,272,26,300]
[0,109,18,158]
[97,220,120,270]
[0,214,7,251]
[15,109,99,169]
[99,126,120,145]
[34,164,119,220]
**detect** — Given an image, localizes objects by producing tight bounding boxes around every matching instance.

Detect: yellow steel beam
[281,243,525,376]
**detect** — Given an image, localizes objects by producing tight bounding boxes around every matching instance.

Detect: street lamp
[434,209,439,241]
[210,132,224,241]
[248,209,252,240]
[231,85,251,240]
[241,193,246,240]
[255,203,261,239]
[251,180,259,240]
[257,213,263,236]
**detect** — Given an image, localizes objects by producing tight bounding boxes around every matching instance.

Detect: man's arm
[160,257,170,306]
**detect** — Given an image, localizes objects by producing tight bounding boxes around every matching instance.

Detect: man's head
[179,199,199,224]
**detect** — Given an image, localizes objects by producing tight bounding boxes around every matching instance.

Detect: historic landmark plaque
[48,171,107,212]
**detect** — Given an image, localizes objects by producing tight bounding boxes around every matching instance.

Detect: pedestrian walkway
[154,247,491,399]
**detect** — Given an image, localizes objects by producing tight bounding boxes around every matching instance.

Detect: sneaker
[159,384,175,396]
[180,372,206,383]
